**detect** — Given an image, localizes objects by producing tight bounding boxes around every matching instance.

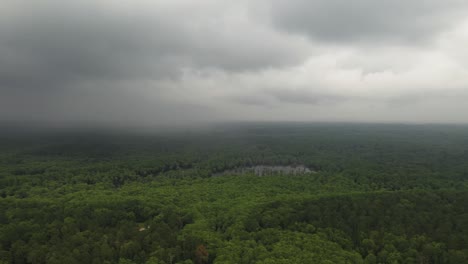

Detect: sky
[1,0,468,126]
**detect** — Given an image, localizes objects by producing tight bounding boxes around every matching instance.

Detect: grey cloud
[0,2,185,92]
[267,0,468,43]
[270,89,345,105]
[0,0,307,93]
[226,95,273,106]
[384,88,468,108]
[223,87,346,107]
[1,0,468,125]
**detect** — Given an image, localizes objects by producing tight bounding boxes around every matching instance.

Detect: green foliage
[1,124,468,263]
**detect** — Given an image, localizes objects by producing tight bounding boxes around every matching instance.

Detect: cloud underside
[1,0,468,124]
[268,0,467,43]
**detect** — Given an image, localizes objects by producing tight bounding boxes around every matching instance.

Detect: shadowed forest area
[1,123,468,264]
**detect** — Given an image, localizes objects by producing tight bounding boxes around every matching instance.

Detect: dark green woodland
[1,123,468,264]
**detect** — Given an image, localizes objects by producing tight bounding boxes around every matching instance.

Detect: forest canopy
[0,123,468,264]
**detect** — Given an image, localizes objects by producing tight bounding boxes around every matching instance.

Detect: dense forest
[1,123,468,264]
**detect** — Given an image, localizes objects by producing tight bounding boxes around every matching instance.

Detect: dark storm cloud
[267,0,468,43]
[0,1,186,92]
[0,0,307,93]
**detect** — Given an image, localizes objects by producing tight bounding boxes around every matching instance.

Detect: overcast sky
[1,0,468,126]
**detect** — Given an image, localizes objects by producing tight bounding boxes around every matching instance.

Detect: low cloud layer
[1,0,468,125]
[266,0,467,43]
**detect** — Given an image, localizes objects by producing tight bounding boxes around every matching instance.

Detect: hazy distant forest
[1,123,468,264]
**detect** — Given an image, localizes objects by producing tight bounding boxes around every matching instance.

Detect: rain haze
[2,0,468,126]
